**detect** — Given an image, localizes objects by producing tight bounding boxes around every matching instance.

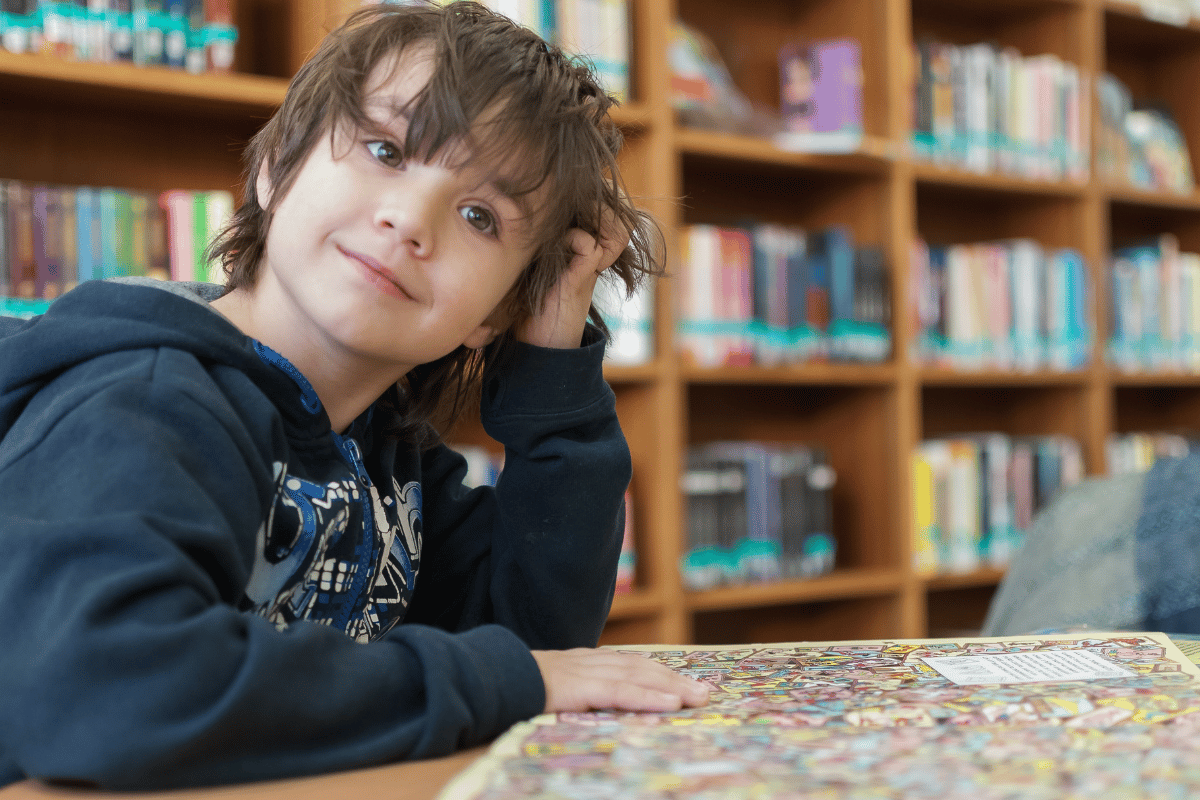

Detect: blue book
[99,188,119,280]
[1062,249,1089,369]
[162,0,187,69]
[823,226,856,327]
[75,187,98,284]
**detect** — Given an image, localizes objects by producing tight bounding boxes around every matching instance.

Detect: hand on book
[531,647,711,713]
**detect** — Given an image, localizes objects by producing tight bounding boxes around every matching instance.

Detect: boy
[0,1,707,790]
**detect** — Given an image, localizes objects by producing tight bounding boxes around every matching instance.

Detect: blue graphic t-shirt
[243,342,422,642]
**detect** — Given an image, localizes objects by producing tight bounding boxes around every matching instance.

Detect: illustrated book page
[440,632,1200,799]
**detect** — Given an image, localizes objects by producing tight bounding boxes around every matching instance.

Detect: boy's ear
[462,322,500,351]
[255,161,274,209]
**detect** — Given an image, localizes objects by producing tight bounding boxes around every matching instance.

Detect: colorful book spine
[74,185,99,284]
[912,433,1084,575]
[1109,234,1200,373]
[8,182,36,299]
[592,273,653,365]
[682,222,890,367]
[1107,431,1196,476]
[31,184,66,298]
[1,181,236,305]
[911,236,1091,372]
[1,0,42,54]
[203,0,235,72]
[97,187,119,280]
[614,489,636,595]
[202,189,233,280]
[0,180,9,299]
[681,440,836,589]
[0,0,236,70]
[59,186,77,294]
[909,38,1087,182]
[554,0,628,101]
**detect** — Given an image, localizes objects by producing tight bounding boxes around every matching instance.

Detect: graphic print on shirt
[243,461,422,642]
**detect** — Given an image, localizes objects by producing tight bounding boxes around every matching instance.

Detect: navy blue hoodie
[0,279,630,789]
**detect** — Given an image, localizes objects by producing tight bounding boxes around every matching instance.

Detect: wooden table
[0,748,484,800]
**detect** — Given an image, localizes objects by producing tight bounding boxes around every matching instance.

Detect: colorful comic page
[440,633,1200,799]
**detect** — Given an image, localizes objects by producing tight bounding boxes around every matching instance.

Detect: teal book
[98,187,120,280]
[75,186,99,284]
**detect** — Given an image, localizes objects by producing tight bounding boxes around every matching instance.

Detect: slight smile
[339,245,414,302]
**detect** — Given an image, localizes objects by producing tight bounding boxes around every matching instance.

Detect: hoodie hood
[0,279,311,437]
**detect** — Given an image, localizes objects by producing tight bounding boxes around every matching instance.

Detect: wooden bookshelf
[7,0,1200,645]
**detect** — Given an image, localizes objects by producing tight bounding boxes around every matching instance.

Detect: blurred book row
[1107,430,1199,476]
[680,440,837,591]
[451,444,637,594]
[910,38,1088,182]
[678,223,891,368]
[377,0,630,101]
[912,433,1083,577]
[1097,72,1194,195]
[910,238,1091,372]
[1,0,236,73]
[0,180,232,317]
[1109,233,1200,373]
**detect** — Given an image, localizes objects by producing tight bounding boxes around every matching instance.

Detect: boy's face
[252,46,541,379]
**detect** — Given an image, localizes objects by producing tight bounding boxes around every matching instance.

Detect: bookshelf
[7,0,1200,645]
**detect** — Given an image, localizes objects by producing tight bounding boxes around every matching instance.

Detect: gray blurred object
[985,451,1200,636]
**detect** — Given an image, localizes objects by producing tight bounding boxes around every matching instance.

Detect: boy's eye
[366,140,404,168]
[460,205,497,234]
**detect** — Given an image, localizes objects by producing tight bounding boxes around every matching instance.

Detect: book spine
[183,0,203,73]
[59,186,77,294]
[204,0,236,72]
[107,0,132,61]
[614,489,636,594]
[112,188,134,277]
[162,0,186,67]
[0,180,9,298]
[74,186,97,284]
[191,189,209,282]
[205,189,233,280]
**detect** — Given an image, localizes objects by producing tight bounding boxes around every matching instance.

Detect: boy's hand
[531,648,711,713]
[515,211,630,349]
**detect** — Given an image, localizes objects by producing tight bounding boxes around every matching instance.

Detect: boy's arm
[406,328,627,648]
[0,356,547,789]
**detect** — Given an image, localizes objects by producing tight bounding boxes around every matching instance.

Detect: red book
[204,0,236,72]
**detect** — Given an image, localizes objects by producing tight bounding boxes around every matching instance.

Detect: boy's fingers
[609,684,683,712]
[595,206,631,268]
[532,649,711,713]
[566,210,629,278]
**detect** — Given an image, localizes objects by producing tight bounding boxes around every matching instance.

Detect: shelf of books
[9,0,1200,645]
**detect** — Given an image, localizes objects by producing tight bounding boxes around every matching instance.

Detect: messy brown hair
[208,0,662,441]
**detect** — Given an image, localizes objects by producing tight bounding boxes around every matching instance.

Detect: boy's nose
[374,176,441,257]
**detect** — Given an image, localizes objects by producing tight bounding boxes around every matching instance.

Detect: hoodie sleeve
[404,328,632,649]
[0,348,544,790]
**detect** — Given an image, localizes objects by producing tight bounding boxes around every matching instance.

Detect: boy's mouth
[338,245,415,302]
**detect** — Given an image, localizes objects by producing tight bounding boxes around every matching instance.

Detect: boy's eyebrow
[480,173,539,227]
[363,97,413,125]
